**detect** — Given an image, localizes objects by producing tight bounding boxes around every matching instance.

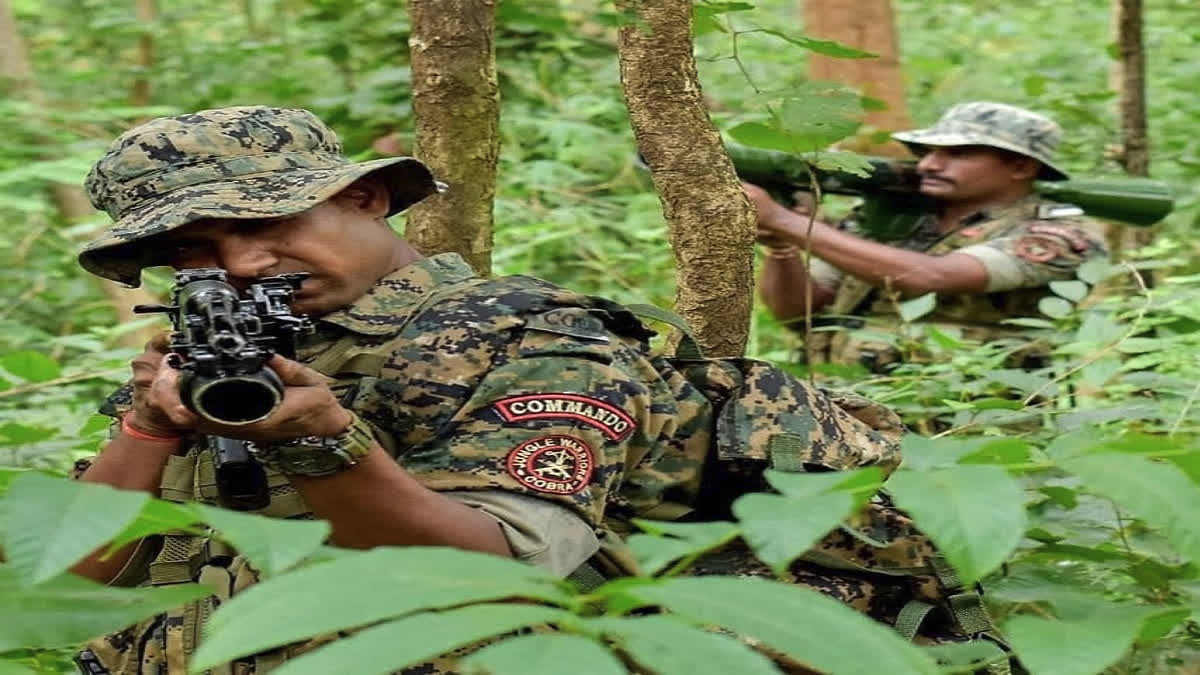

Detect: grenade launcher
[725,142,1175,241]
[134,268,312,510]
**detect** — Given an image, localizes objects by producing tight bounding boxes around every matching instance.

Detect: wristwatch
[253,411,377,476]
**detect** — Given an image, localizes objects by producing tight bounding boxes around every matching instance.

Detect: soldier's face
[914,145,1037,203]
[151,182,402,316]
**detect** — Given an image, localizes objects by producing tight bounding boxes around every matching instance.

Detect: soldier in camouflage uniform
[746,102,1108,371]
[71,106,998,674]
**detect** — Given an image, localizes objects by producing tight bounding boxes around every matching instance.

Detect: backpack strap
[623,303,704,359]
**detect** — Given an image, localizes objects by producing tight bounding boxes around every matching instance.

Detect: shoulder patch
[525,308,610,342]
[1027,222,1092,252]
[506,435,595,495]
[492,393,637,441]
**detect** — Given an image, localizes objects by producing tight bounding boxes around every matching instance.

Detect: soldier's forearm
[759,253,835,320]
[72,432,181,583]
[289,447,515,556]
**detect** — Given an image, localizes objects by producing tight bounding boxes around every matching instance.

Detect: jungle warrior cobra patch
[505,435,595,495]
[491,394,637,441]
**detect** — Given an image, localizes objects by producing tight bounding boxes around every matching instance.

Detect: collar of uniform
[316,253,478,336]
[960,193,1041,226]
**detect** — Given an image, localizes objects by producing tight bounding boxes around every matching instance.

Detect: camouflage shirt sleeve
[954,219,1108,292]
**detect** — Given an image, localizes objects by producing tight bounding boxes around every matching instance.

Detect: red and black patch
[491,394,636,441]
[1028,223,1091,252]
[505,435,595,495]
[1012,235,1061,263]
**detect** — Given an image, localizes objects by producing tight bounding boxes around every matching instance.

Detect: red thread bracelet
[121,415,184,443]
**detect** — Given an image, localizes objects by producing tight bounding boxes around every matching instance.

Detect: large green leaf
[1061,453,1200,562]
[886,465,1026,585]
[732,491,854,572]
[461,634,626,675]
[194,504,329,578]
[0,659,36,675]
[0,568,209,651]
[589,615,782,675]
[192,547,571,669]
[270,604,575,675]
[627,520,740,575]
[106,500,203,553]
[898,293,936,323]
[0,473,148,585]
[1006,607,1176,675]
[628,577,938,674]
[756,30,877,59]
[0,351,60,383]
[763,467,882,500]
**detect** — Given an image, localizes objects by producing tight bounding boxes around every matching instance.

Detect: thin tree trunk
[801,0,911,157]
[406,0,498,276]
[1109,0,1154,284]
[618,0,755,358]
[131,0,156,106]
[0,0,159,349]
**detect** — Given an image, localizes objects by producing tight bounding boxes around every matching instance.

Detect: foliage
[2,0,1199,673]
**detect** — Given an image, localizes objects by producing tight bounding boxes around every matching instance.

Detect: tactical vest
[808,205,1071,371]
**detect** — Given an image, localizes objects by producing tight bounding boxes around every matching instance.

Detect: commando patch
[505,435,595,495]
[492,393,636,441]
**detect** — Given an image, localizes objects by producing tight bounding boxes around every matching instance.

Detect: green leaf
[1049,280,1089,302]
[0,659,36,675]
[272,604,575,675]
[1076,258,1116,285]
[1023,74,1047,96]
[1075,311,1123,344]
[763,466,883,500]
[191,547,571,671]
[1061,453,1200,562]
[0,351,60,383]
[1037,486,1078,509]
[807,150,874,177]
[0,568,209,651]
[1038,296,1073,319]
[0,473,148,585]
[106,500,202,553]
[887,466,1026,585]
[628,521,740,575]
[756,30,877,59]
[1006,608,1172,675]
[958,438,1032,465]
[0,423,56,446]
[775,86,864,151]
[923,640,1010,672]
[588,615,781,675]
[733,491,855,572]
[628,577,938,674]
[194,505,329,578]
[1000,317,1057,329]
[727,122,803,154]
[461,634,626,675]
[898,293,936,322]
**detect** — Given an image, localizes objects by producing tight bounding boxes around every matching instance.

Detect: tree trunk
[1109,0,1154,283]
[131,0,156,106]
[406,0,499,277]
[0,0,160,349]
[618,0,755,358]
[801,0,911,157]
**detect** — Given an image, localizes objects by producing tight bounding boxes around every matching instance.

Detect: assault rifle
[134,269,312,510]
[726,142,1175,240]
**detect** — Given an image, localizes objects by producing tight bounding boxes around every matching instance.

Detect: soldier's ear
[1010,155,1041,182]
[333,177,390,218]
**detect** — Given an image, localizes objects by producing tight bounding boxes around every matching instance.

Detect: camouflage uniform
[73,107,993,674]
[800,102,1108,370]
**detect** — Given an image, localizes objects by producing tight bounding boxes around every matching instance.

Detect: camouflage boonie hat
[892,101,1069,181]
[79,106,440,286]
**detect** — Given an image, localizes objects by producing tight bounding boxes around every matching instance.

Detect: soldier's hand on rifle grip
[145,353,351,444]
[127,333,195,438]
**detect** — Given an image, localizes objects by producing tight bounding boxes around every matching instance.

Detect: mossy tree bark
[801,0,911,157]
[617,0,756,357]
[406,0,499,276]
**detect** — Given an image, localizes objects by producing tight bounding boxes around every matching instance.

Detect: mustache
[919,174,955,186]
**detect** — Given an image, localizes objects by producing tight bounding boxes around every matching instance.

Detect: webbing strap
[149,534,205,585]
[894,600,936,641]
[624,303,704,359]
[930,555,1001,638]
[768,434,809,472]
[566,561,609,592]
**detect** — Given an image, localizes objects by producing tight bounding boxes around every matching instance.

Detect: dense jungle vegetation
[2,0,1199,673]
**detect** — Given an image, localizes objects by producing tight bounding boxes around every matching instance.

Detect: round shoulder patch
[505,435,595,495]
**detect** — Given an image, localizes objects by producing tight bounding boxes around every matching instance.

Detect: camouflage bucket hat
[79,106,440,287]
[892,101,1069,181]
